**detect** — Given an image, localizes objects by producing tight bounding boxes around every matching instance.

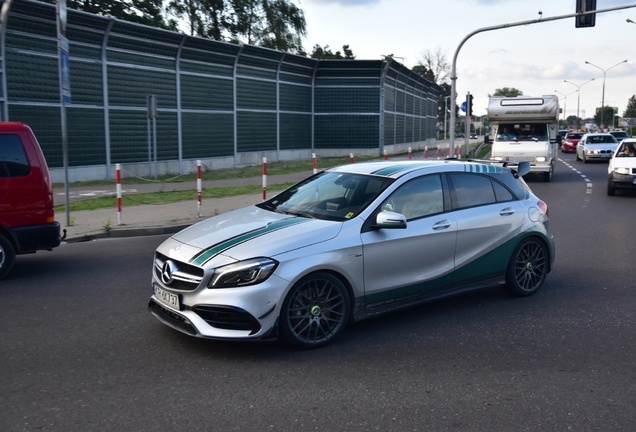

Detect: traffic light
[466,93,474,117]
[575,0,596,28]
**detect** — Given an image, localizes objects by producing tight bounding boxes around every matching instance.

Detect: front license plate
[154,284,180,310]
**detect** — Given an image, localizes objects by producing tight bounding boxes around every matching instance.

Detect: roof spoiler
[445,158,530,178]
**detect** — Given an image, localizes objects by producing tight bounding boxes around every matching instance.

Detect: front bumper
[148,274,290,341]
[609,172,636,189]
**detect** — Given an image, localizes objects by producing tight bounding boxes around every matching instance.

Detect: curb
[64,223,193,243]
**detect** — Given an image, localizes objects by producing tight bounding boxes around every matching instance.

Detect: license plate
[154,284,180,310]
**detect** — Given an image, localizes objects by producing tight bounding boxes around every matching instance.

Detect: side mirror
[373,211,407,229]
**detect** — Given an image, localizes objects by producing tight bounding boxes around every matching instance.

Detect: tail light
[537,200,548,217]
[46,208,55,224]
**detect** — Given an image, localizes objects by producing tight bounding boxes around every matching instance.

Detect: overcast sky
[300,0,636,123]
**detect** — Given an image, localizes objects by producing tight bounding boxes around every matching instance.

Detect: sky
[299,0,636,124]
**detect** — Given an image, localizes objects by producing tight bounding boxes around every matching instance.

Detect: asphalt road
[1,153,635,431]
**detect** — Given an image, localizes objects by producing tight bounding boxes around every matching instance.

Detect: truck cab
[488,96,561,182]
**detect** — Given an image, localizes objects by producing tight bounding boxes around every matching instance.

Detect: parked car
[561,132,584,153]
[607,138,636,196]
[609,130,631,142]
[576,133,619,163]
[456,133,465,138]
[0,122,64,279]
[470,133,477,139]
[148,160,555,349]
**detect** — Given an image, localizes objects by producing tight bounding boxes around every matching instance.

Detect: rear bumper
[11,222,61,254]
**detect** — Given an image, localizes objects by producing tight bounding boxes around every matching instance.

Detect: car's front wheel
[503,238,548,297]
[280,272,350,349]
[0,235,16,279]
[607,177,616,196]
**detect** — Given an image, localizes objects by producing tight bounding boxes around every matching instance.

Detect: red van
[0,122,65,279]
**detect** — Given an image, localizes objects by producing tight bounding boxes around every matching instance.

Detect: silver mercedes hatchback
[148,160,555,349]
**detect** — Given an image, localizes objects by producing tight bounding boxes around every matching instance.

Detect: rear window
[0,134,31,177]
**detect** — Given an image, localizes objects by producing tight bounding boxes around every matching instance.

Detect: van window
[496,123,547,141]
[0,134,31,177]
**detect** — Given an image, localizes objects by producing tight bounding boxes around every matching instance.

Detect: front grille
[148,300,198,336]
[190,305,261,334]
[155,252,204,291]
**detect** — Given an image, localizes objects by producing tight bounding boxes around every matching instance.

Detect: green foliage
[593,106,616,128]
[42,0,173,29]
[489,87,524,98]
[623,95,636,118]
[310,44,355,59]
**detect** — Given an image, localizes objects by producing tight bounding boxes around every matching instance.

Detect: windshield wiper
[282,209,317,219]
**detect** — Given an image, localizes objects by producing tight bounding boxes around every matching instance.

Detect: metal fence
[0,0,440,182]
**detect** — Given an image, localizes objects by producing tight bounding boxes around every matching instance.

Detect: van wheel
[0,235,16,279]
[543,166,553,182]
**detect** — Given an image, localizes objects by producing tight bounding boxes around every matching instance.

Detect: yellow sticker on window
[345,212,355,219]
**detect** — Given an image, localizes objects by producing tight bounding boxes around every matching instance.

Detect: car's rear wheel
[280,272,350,349]
[607,177,616,196]
[503,238,548,297]
[0,235,16,280]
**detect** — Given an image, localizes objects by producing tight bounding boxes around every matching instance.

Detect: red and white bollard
[383,150,388,160]
[197,160,202,218]
[116,163,122,225]
[262,157,267,201]
[423,146,429,159]
[436,147,441,160]
[312,153,317,174]
[408,147,412,160]
[350,153,355,163]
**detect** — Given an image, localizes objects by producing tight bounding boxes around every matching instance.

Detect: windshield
[496,123,548,142]
[258,171,394,222]
[617,142,636,157]
[586,135,617,144]
[565,133,583,140]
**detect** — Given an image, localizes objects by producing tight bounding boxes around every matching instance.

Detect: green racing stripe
[190,218,308,266]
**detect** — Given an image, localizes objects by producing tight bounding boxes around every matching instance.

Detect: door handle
[432,220,451,230]
[499,207,515,216]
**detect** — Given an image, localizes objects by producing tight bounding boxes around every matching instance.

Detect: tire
[503,238,548,297]
[576,151,580,161]
[543,165,553,182]
[0,235,16,280]
[582,153,587,164]
[280,272,350,349]
[607,178,616,196]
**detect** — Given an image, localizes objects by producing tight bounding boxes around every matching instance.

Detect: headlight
[535,156,546,162]
[614,167,630,175]
[208,257,278,288]
[491,156,503,161]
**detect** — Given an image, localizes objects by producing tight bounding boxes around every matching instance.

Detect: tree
[623,95,636,118]
[413,47,449,85]
[593,106,616,129]
[412,48,452,127]
[42,0,173,29]
[227,0,307,53]
[489,87,524,97]
[310,44,356,60]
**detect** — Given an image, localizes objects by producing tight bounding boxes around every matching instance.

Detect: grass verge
[55,183,295,212]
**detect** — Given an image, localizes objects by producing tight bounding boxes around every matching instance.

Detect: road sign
[461,101,466,113]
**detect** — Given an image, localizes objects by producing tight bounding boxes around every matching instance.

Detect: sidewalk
[55,172,313,242]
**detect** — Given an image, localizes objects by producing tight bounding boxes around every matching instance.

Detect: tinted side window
[380,174,444,220]
[0,134,31,177]
[492,181,514,202]
[450,173,496,209]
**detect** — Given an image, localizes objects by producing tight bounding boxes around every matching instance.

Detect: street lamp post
[444,95,451,140]
[585,60,628,130]
[564,78,595,127]
[554,89,577,128]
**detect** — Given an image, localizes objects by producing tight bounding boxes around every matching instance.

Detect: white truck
[487,95,561,182]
